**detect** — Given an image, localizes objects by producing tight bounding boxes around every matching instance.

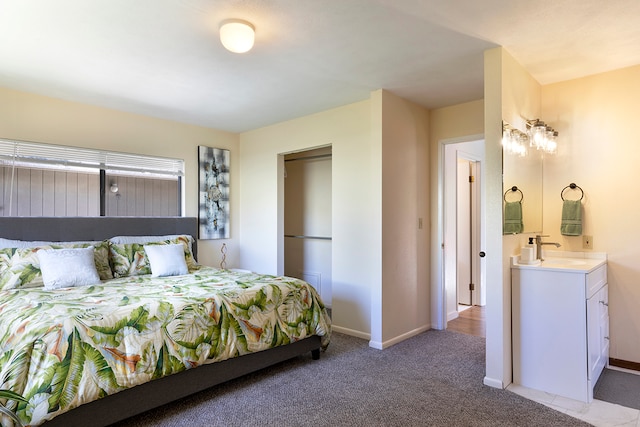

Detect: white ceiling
[2,0,640,133]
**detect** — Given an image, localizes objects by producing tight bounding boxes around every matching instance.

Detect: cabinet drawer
[587,265,607,298]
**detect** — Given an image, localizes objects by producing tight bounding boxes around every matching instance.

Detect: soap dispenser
[520,237,536,264]
[527,237,537,260]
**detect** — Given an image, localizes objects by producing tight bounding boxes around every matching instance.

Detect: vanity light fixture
[503,119,559,156]
[219,19,255,53]
[527,119,558,154]
[502,123,528,157]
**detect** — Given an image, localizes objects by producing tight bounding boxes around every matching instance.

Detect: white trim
[440,134,485,146]
[331,325,370,340]
[369,324,431,350]
[436,133,484,331]
[483,376,505,389]
[447,311,460,322]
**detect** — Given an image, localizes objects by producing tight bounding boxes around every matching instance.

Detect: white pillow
[144,244,188,277]
[38,247,101,290]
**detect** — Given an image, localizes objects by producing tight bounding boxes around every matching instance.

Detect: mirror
[503,149,543,234]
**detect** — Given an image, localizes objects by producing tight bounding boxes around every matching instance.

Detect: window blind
[0,138,184,177]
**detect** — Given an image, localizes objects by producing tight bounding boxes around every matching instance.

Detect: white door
[456,159,480,306]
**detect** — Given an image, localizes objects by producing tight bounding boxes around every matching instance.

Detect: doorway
[283,147,332,308]
[442,138,485,333]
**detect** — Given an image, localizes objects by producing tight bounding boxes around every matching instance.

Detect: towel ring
[504,185,523,203]
[561,183,584,201]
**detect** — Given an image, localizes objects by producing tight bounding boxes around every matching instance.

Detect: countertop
[511,251,607,273]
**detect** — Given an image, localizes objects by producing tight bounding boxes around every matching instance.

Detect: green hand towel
[561,200,582,236]
[504,201,523,234]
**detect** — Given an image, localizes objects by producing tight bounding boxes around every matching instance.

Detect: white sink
[512,253,606,272]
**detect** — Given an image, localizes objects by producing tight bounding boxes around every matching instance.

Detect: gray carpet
[594,368,640,410]
[110,330,590,427]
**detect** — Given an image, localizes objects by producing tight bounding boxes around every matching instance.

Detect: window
[0,138,184,217]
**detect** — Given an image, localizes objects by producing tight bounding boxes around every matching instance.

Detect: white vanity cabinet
[512,260,608,402]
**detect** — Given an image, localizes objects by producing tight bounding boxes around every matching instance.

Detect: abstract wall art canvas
[198,146,230,239]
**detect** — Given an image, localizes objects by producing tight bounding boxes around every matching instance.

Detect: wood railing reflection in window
[1,165,178,217]
[105,174,178,217]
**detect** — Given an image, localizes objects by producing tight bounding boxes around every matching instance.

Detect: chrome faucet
[535,235,561,260]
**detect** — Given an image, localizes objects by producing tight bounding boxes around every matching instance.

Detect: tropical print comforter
[0,267,331,426]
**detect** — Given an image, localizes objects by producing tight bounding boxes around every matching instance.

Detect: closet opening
[283,146,332,309]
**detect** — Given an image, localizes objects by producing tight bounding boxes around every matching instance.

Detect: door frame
[435,134,485,330]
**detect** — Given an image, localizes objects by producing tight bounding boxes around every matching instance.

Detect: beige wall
[377,90,431,346]
[482,48,546,388]
[430,99,484,143]
[428,100,485,326]
[481,47,545,388]
[239,99,377,338]
[426,99,484,336]
[240,90,431,347]
[542,64,640,364]
[0,86,239,267]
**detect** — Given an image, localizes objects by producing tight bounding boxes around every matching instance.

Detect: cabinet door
[587,284,608,382]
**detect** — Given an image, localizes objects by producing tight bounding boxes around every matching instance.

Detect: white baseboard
[369,324,431,350]
[483,376,505,389]
[331,325,370,340]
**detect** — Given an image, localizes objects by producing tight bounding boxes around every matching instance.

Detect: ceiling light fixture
[219,19,255,53]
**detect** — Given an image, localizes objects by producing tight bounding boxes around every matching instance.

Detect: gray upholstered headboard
[0,217,198,259]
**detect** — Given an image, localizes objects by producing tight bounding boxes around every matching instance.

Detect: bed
[0,217,330,427]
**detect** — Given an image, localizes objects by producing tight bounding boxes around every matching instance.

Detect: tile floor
[508,381,640,426]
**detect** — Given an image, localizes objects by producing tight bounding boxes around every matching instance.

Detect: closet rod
[284,154,332,162]
[284,234,332,241]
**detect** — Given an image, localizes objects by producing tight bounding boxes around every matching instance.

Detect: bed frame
[0,217,322,427]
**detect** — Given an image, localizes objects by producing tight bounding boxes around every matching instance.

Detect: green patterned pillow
[109,235,197,278]
[0,241,112,290]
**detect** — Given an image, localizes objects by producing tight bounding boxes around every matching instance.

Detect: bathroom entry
[283,147,332,307]
[442,139,485,327]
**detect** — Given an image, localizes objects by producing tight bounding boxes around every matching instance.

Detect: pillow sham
[109,235,197,278]
[0,241,112,290]
[144,244,189,277]
[109,234,192,246]
[0,238,58,249]
[38,247,101,289]
[109,235,195,259]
